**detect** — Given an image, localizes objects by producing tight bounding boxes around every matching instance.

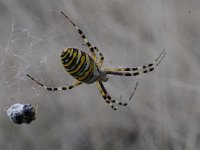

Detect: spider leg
[26,74,82,91]
[104,49,166,76]
[96,81,117,110]
[61,11,97,61]
[96,81,136,110]
[128,81,138,101]
[94,46,104,67]
[107,81,138,107]
[80,44,104,67]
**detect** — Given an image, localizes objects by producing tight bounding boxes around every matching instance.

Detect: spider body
[60,48,108,84]
[26,11,166,110]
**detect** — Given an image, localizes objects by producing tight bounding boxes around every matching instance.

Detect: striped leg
[94,46,104,67]
[106,81,138,108]
[61,11,97,61]
[96,81,116,110]
[26,74,82,91]
[105,49,166,76]
[96,81,135,110]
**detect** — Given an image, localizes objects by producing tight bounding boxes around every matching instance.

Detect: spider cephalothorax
[27,11,166,110]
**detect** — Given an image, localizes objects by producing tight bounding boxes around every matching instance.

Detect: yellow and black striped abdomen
[60,48,101,84]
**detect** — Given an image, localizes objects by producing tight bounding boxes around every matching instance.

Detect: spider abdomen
[61,48,101,84]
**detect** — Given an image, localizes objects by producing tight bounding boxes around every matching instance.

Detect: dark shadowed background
[0,0,200,149]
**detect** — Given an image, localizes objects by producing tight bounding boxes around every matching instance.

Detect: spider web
[0,0,200,150]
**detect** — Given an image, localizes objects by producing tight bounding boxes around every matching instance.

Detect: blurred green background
[0,0,200,149]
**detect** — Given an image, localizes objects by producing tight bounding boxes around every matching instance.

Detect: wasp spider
[26,11,166,110]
